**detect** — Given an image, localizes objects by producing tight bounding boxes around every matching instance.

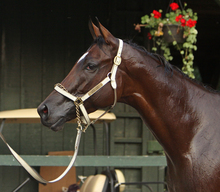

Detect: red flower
[175,15,183,22]
[153,10,161,19]
[180,18,186,27]
[186,19,197,28]
[170,2,179,11]
[147,32,152,40]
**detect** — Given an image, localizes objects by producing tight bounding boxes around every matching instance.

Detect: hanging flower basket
[163,24,185,44]
[134,1,198,79]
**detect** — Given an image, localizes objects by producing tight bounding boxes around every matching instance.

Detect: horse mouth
[50,118,66,132]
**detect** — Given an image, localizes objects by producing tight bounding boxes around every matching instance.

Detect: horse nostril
[37,104,49,123]
[42,105,48,114]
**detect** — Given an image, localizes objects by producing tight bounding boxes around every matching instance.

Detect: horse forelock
[88,36,106,51]
[87,36,112,58]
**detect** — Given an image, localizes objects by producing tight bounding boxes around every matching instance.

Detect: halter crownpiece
[54,39,123,131]
[111,39,123,89]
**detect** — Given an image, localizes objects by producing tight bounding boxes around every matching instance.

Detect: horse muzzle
[37,102,76,131]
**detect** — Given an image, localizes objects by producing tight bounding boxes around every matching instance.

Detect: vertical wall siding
[0,1,22,190]
[0,1,166,191]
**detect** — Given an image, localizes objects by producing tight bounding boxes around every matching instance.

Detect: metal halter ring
[74,98,83,105]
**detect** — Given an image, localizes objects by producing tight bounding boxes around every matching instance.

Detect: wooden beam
[0,155,167,167]
[114,137,142,143]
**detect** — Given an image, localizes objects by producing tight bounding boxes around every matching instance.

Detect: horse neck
[119,45,207,157]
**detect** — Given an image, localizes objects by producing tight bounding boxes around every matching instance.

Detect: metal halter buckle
[114,56,121,66]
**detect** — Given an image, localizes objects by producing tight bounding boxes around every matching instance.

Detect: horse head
[37,20,126,131]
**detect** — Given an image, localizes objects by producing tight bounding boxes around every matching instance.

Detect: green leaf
[189,74,195,79]
[182,10,186,15]
[188,61,193,65]
[164,48,171,54]
[188,53,194,60]
[169,56,173,61]
[189,44,194,49]
[190,28,198,34]
[141,15,150,24]
[183,42,190,48]
[183,59,188,65]
[152,47,157,52]
[173,41,177,45]
[170,12,175,17]
[186,8,193,13]
[193,15,198,20]
[156,41,161,45]
[165,13,170,18]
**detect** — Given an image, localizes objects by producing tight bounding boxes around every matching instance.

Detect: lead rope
[74,100,89,132]
[0,119,82,184]
[75,101,81,129]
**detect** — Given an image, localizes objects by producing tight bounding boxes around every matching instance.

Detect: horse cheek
[94,85,115,108]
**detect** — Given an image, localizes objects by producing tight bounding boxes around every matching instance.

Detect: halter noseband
[54,39,123,132]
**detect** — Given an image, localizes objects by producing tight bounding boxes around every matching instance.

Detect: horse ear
[96,19,117,45]
[88,19,101,39]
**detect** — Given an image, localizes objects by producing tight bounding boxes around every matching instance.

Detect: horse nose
[37,104,49,121]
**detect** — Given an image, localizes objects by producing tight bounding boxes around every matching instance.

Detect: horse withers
[38,20,220,192]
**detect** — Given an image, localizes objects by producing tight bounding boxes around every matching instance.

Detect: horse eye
[86,63,97,71]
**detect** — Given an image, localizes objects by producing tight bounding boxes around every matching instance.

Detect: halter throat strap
[54,39,123,130]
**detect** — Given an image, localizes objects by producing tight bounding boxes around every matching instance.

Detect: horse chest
[167,154,220,192]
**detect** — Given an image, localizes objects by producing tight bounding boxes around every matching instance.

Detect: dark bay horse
[38,21,220,192]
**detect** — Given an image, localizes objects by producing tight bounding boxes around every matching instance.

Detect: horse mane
[124,39,175,74]
[91,37,218,94]
[124,39,219,94]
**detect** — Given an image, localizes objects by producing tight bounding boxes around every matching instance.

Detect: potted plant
[134,2,198,78]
